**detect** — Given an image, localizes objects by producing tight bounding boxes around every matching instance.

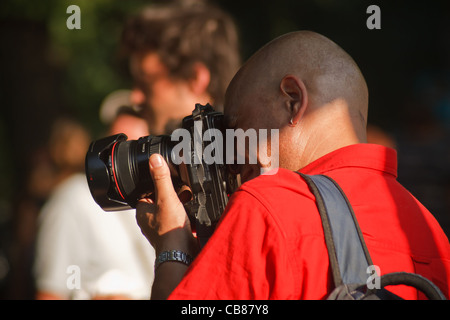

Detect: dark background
[0,0,449,299]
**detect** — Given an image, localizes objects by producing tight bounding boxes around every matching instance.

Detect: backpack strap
[298,173,374,288]
[298,172,447,300]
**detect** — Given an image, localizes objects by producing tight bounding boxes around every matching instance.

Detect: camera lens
[112,135,177,205]
[85,133,179,211]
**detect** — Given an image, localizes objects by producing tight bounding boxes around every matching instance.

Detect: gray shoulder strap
[298,173,374,287]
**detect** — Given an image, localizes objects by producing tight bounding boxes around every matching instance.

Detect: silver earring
[289,118,297,127]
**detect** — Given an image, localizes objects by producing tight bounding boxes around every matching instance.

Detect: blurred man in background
[120,1,241,135]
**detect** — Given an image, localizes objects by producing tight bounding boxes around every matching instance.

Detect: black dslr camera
[85,104,237,246]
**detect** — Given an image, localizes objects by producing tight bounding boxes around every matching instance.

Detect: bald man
[136,31,450,300]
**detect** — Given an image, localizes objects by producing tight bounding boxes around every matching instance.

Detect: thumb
[149,154,179,205]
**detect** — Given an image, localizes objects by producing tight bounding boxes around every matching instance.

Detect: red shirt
[169,144,450,299]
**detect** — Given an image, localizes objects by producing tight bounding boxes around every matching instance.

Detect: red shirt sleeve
[168,188,297,299]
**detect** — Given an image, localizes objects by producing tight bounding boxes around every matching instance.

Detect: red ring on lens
[111,142,126,200]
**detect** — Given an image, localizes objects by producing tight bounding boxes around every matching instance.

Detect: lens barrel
[85,133,178,211]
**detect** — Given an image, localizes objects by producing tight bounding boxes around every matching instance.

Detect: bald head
[224,31,370,178]
[226,31,368,125]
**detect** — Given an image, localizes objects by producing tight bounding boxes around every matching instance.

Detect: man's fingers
[149,154,179,205]
[136,198,157,215]
[135,154,197,256]
[135,198,157,241]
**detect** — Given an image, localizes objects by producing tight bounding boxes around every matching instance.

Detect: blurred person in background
[120,0,241,135]
[33,108,154,300]
[7,119,86,299]
[367,124,396,150]
[99,89,149,140]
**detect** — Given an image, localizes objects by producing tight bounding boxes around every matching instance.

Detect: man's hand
[136,153,199,299]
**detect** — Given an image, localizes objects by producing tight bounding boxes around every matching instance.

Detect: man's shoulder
[232,168,315,216]
[48,173,90,200]
[39,173,104,221]
[238,168,308,195]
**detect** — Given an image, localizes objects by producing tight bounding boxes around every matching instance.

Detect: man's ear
[280,75,308,125]
[189,62,211,96]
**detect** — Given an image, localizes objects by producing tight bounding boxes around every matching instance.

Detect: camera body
[85,103,236,245]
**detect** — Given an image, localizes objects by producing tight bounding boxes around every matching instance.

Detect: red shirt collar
[299,143,398,178]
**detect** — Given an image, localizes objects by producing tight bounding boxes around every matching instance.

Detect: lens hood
[85,133,132,211]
